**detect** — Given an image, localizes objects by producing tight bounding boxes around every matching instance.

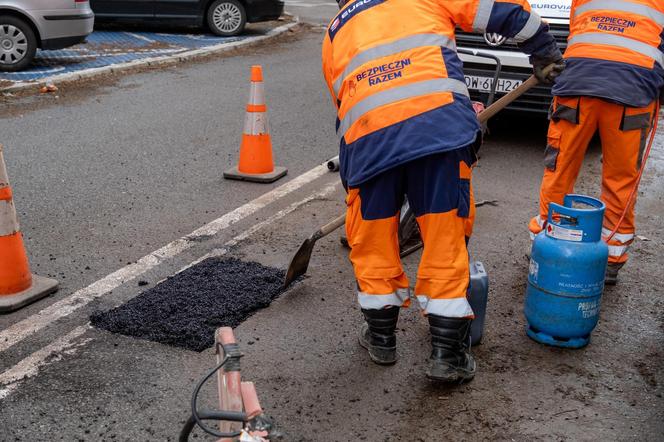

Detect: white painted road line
[0,326,90,400]
[181,181,339,270]
[0,181,340,401]
[0,160,334,353]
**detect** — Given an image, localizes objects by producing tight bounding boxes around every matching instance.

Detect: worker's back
[553,0,664,106]
[322,0,557,187]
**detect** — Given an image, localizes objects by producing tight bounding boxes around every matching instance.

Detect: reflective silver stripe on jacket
[568,32,664,67]
[332,33,457,97]
[472,0,495,32]
[336,78,469,137]
[513,11,542,42]
[574,0,664,26]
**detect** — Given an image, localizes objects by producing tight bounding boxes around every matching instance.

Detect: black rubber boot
[427,315,476,383]
[358,307,399,365]
[605,262,624,286]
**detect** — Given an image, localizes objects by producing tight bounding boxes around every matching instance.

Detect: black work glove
[531,49,565,84]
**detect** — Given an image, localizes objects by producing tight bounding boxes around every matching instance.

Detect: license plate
[464,75,522,93]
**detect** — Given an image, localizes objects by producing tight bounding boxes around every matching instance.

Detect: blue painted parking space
[0,30,253,84]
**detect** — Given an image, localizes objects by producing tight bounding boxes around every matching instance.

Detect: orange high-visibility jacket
[553,0,664,107]
[322,0,558,186]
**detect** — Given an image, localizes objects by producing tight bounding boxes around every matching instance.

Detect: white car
[0,0,94,71]
[457,0,572,113]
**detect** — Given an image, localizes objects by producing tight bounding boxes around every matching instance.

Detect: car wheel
[207,0,247,37]
[0,16,37,72]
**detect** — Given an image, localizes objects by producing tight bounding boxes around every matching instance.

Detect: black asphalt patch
[90,257,285,352]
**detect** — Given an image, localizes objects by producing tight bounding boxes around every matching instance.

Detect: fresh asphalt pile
[90,257,286,351]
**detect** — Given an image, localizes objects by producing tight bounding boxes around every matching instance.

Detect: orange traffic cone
[223,65,287,183]
[0,145,58,313]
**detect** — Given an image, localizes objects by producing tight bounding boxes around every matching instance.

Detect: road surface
[0,2,662,440]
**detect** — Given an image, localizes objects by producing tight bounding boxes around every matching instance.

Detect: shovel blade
[283,237,316,289]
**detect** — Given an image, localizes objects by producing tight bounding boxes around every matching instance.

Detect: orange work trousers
[345,148,476,318]
[529,96,658,264]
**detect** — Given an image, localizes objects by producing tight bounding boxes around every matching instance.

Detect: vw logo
[484,32,507,47]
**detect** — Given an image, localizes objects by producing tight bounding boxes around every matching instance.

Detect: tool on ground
[282,68,553,289]
[0,144,58,313]
[524,194,608,349]
[224,65,287,183]
[475,199,499,207]
[179,327,277,442]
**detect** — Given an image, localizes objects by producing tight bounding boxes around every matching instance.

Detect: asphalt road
[0,2,662,440]
[0,23,336,330]
[284,0,338,25]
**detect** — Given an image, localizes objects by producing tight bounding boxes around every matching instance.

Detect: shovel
[283,69,552,289]
[283,213,346,288]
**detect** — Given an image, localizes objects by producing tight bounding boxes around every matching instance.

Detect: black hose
[180,355,249,441]
[179,414,197,442]
[179,411,248,442]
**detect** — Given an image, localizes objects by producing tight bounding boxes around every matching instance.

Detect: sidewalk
[0,21,296,91]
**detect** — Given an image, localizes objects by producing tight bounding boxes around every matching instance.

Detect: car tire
[0,16,37,72]
[207,0,247,37]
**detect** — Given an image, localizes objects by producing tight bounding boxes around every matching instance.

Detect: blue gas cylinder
[524,194,609,349]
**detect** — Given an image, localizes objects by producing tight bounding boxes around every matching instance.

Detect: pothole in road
[90,257,286,352]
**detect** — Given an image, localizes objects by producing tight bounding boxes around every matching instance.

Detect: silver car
[0,0,94,71]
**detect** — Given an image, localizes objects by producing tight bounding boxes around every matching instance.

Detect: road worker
[322,0,562,382]
[528,0,664,285]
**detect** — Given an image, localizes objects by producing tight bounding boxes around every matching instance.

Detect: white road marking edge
[0,181,339,400]
[0,159,334,353]
[0,325,91,400]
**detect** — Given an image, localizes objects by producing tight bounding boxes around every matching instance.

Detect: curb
[0,18,300,94]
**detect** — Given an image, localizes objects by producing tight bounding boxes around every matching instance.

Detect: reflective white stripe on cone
[0,144,58,312]
[223,65,287,183]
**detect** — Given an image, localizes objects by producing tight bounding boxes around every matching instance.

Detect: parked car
[0,0,94,71]
[457,0,572,113]
[90,0,284,37]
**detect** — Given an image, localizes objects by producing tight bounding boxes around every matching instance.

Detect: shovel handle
[319,213,346,236]
[478,63,556,124]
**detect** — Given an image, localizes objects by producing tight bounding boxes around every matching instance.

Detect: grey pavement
[284,0,338,25]
[0,28,336,330]
[0,3,662,441]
